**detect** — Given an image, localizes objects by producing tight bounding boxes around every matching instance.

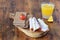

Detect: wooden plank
[0,9,3,24]
[15,0,25,11]
[52,0,60,24]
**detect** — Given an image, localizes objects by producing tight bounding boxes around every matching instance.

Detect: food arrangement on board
[12,3,55,38]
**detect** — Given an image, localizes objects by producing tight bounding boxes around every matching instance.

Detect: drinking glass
[41,3,55,19]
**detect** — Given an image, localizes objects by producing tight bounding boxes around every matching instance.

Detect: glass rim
[41,2,55,7]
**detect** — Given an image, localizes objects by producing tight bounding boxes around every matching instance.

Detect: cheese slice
[48,16,53,22]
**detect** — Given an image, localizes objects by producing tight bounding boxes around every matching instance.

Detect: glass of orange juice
[41,3,55,19]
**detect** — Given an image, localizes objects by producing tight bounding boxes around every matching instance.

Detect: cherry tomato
[20,14,26,20]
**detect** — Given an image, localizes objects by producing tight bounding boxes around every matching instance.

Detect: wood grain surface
[14,20,60,40]
[0,0,60,40]
[1,19,60,40]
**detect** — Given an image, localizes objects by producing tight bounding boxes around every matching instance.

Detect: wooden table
[0,19,60,40]
[15,20,60,40]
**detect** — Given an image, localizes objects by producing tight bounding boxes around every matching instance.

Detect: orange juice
[41,3,54,19]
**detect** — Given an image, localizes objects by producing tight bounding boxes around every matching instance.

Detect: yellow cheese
[48,16,53,22]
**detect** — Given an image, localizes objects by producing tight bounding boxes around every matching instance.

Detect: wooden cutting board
[15,26,49,38]
[13,12,49,38]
